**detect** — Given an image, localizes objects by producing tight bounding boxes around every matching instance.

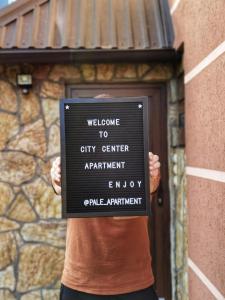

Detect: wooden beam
[0,49,180,64]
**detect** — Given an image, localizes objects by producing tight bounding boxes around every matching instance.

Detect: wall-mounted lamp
[17,74,32,94]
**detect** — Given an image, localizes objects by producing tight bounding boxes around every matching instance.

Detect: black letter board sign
[60,97,150,218]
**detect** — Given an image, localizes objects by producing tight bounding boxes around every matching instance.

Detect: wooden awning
[0,0,178,63]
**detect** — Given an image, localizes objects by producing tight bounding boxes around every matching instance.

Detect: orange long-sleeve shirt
[60,173,160,295]
[61,216,154,295]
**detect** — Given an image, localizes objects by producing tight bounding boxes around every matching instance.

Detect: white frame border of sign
[60,96,150,218]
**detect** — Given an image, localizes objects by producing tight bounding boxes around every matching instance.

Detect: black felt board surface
[60,97,150,218]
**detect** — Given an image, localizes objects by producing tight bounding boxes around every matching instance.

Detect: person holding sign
[51,150,160,300]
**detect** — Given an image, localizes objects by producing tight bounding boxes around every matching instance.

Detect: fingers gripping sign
[51,156,62,195]
[149,152,161,194]
[114,152,161,220]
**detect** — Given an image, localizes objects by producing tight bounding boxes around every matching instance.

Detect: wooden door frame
[66,83,165,99]
[66,82,171,299]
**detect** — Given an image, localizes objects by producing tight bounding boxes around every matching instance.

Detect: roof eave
[0,48,180,64]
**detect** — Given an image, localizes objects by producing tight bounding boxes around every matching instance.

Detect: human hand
[115,152,161,219]
[50,156,61,195]
[149,152,161,194]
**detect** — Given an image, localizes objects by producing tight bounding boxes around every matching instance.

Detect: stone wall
[0,64,66,300]
[0,62,176,300]
[167,63,188,300]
